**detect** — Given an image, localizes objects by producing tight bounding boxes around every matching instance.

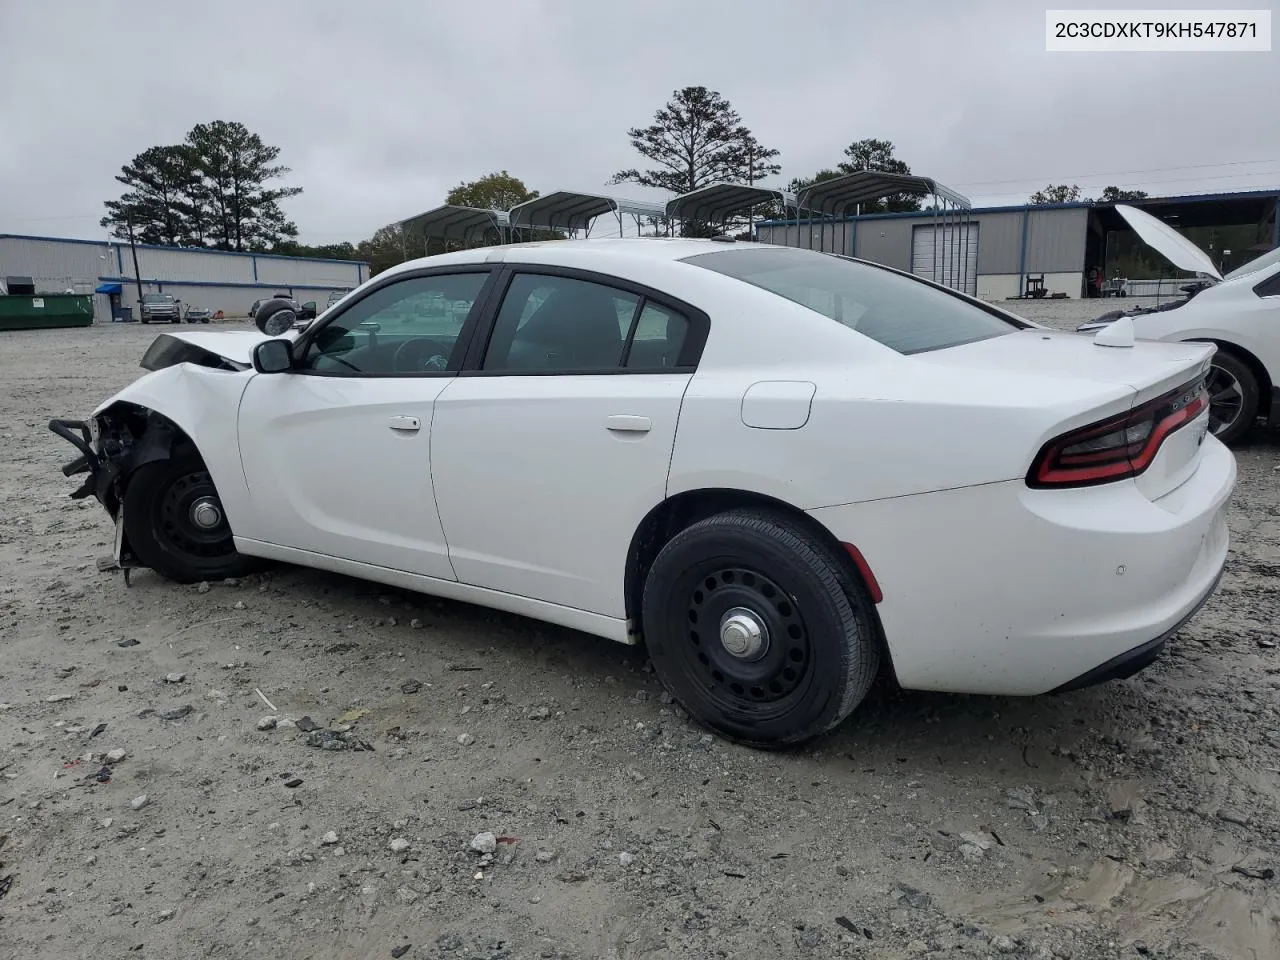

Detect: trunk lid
[920,329,1215,499]
[922,329,1213,406]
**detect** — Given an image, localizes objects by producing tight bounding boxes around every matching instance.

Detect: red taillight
[1028,378,1209,489]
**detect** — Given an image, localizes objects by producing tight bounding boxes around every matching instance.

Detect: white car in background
[50,239,1234,748]
[1078,203,1280,445]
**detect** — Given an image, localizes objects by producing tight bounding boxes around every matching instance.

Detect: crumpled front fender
[55,363,255,528]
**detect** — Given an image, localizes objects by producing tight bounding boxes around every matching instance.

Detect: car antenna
[1092,315,1135,348]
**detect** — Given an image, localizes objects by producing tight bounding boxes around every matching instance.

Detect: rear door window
[682,246,1022,354]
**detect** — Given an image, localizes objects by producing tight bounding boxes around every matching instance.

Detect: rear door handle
[605,415,651,434]
[388,415,421,432]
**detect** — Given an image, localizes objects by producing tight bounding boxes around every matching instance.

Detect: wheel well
[1192,340,1273,403]
[97,401,203,485]
[624,488,881,634]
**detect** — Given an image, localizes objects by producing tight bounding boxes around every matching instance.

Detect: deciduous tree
[1028,184,1084,204]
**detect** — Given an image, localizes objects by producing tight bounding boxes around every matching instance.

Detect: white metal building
[0,233,368,322]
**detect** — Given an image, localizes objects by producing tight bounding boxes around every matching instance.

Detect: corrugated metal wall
[854,218,913,270]
[754,222,854,253]
[755,207,1089,280]
[135,246,256,283]
[0,236,106,290]
[973,212,1024,274]
[1026,208,1087,273]
[256,255,364,287]
[2,235,366,321]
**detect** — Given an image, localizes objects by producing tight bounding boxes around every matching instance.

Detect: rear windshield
[682,246,1021,354]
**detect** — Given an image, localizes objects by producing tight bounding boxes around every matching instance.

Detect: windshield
[681,246,1022,355]
[143,294,173,303]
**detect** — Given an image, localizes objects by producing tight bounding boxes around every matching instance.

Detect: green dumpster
[0,293,95,331]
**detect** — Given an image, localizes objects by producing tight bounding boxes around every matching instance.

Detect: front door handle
[388,415,421,432]
[605,415,651,434]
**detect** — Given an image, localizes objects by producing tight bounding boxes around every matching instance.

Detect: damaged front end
[49,329,262,581]
[48,405,188,576]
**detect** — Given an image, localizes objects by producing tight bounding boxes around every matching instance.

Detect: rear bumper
[1049,562,1222,693]
[807,437,1236,696]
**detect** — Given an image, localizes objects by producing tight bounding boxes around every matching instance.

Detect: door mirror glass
[253,338,294,374]
[300,301,318,319]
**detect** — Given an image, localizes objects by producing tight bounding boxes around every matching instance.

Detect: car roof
[374,237,779,282]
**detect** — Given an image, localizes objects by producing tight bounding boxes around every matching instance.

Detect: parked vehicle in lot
[138,293,181,324]
[183,304,213,324]
[249,294,297,319]
[50,239,1234,747]
[1078,204,1280,445]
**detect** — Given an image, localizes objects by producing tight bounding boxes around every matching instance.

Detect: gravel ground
[2,310,1278,960]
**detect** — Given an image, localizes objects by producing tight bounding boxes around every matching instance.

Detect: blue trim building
[754,188,1280,300]
[0,232,368,322]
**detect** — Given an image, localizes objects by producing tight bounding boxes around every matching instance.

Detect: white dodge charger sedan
[51,238,1236,748]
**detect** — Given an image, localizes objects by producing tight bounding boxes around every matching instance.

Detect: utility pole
[126,212,144,315]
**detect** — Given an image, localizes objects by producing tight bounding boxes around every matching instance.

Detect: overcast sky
[2,1,1277,244]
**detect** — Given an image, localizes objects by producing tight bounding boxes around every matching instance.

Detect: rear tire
[1206,349,1258,446]
[122,450,258,583]
[640,509,880,749]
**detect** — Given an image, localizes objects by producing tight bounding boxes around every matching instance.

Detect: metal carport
[772,171,975,294]
[507,191,667,238]
[665,183,801,237]
[397,204,512,256]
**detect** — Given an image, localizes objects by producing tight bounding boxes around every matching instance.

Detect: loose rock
[389,837,411,854]
[400,680,422,695]
[158,705,193,721]
[164,672,185,684]
[320,830,339,845]
[469,832,498,854]
[131,794,150,810]
[457,733,475,746]
[257,716,279,731]
[105,748,127,764]
[1217,808,1251,827]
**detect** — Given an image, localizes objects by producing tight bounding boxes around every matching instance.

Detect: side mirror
[300,301,317,320]
[252,339,294,374]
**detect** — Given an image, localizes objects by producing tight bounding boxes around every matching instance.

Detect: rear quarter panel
[668,355,1136,510]
[1134,285,1280,381]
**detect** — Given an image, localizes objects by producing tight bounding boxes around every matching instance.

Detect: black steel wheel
[1205,350,1258,446]
[122,451,258,583]
[641,509,880,749]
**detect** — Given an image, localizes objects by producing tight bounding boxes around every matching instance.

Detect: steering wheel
[393,338,452,373]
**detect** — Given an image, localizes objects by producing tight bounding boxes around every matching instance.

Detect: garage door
[912,222,979,295]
